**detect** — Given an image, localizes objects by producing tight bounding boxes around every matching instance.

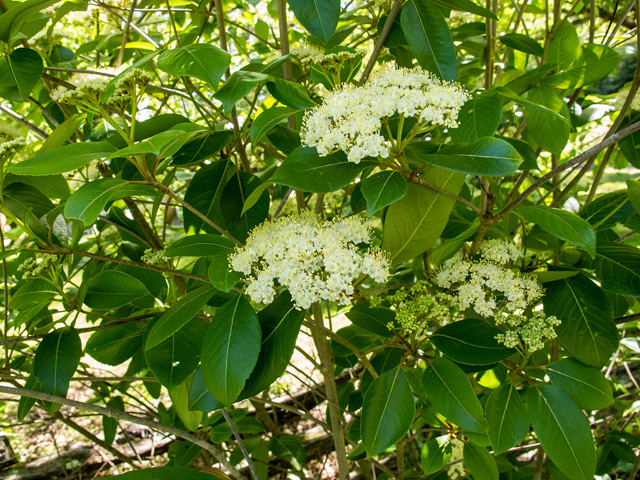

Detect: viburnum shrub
[0,0,639,479]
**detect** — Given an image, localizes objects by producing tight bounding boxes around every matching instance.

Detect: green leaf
[109,128,196,159]
[494,86,570,122]
[172,130,234,166]
[18,373,43,421]
[213,71,273,115]
[432,218,480,265]
[208,259,243,293]
[240,291,306,398]
[0,0,57,42]
[527,385,596,480]
[533,270,578,283]
[157,44,230,88]
[286,0,339,42]
[485,383,529,454]
[583,243,640,297]
[546,22,580,71]
[270,146,379,194]
[544,44,621,89]
[546,358,613,410]
[346,302,396,338]
[543,273,618,368]
[361,368,415,456]
[34,327,82,409]
[267,78,316,109]
[165,234,236,257]
[422,357,488,432]
[382,168,465,263]
[361,171,408,216]
[578,191,633,231]
[418,137,522,176]
[269,434,306,470]
[523,85,571,157]
[426,0,497,18]
[38,114,86,155]
[201,294,261,406]
[65,178,156,227]
[518,205,596,258]
[431,318,517,365]
[145,315,204,390]
[499,33,544,56]
[85,270,150,310]
[250,106,299,145]
[401,0,457,81]
[2,182,54,220]
[169,375,203,431]
[450,91,503,144]
[628,179,640,213]
[3,173,70,200]
[85,323,146,366]
[618,129,640,169]
[421,437,452,475]
[188,367,222,412]
[109,467,217,479]
[8,141,118,176]
[0,48,43,102]
[332,325,379,357]
[9,278,57,309]
[463,442,498,480]
[145,285,217,350]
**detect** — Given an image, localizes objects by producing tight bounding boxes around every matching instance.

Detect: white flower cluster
[495,311,561,353]
[448,438,466,479]
[434,241,541,317]
[229,212,390,309]
[290,43,365,68]
[17,253,58,279]
[0,123,26,159]
[290,43,325,64]
[301,65,469,163]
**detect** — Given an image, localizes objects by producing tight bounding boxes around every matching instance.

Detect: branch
[0,103,49,140]
[0,385,246,480]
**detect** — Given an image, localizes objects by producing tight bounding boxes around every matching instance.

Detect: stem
[0,385,245,480]
[0,219,8,370]
[397,437,405,480]
[468,191,495,257]
[222,407,260,480]
[115,0,137,68]
[309,302,349,480]
[415,178,482,217]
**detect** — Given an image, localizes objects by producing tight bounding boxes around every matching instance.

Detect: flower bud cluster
[301,65,469,163]
[142,242,171,267]
[0,123,26,160]
[447,438,466,479]
[434,240,540,317]
[290,43,365,70]
[229,212,390,309]
[17,253,58,279]
[494,311,561,353]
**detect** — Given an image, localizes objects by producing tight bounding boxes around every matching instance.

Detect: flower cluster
[301,65,469,163]
[448,438,466,479]
[0,123,26,160]
[495,311,561,353]
[17,253,58,279]
[290,44,365,69]
[434,240,540,317]
[290,43,326,65]
[142,242,172,267]
[229,212,390,309]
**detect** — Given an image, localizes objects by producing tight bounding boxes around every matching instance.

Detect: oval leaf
[485,383,529,454]
[361,171,408,216]
[345,302,396,338]
[85,323,146,366]
[463,442,498,480]
[34,327,82,402]
[157,44,230,88]
[0,48,43,102]
[499,33,544,56]
[287,0,339,42]
[85,270,150,310]
[545,357,613,410]
[250,107,299,145]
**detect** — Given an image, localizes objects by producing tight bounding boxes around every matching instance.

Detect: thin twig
[222,408,260,480]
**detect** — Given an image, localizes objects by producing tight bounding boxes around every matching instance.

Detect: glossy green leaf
[421,437,452,475]
[267,78,316,109]
[146,285,217,350]
[8,141,118,176]
[518,205,596,258]
[578,191,633,231]
[165,234,236,257]
[346,302,396,338]
[3,173,70,200]
[38,114,86,155]
[111,467,217,479]
[544,44,621,89]
[485,383,529,454]
[0,48,42,102]
[527,385,596,480]
[382,168,465,263]
[201,294,261,406]
[65,179,155,226]
[241,291,306,398]
[401,0,457,81]
[431,318,517,365]
[418,137,522,176]
[332,325,379,357]
[188,367,222,412]
[172,130,234,166]
[270,146,378,194]
[169,375,203,431]
[286,0,339,41]
[423,357,488,432]
[269,434,306,470]
[546,357,613,410]
[34,327,82,408]
[250,106,300,145]
[628,179,640,213]
[213,71,273,115]
[9,278,57,309]
[583,244,640,297]
[85,323,146,366]
[109,128,195,159]
[524,85,571,157]
[546,22,580,71]
[2,182,54,220]
[494,86,570,122]
[464,442,498,480]
[85,270,150,309]
[618,129,640,169]
[361,171,408,216]
[543,273,618,367]
[17,373,43,421]
[0,0,57,43]
[145,315,204,390]
[361,368,415,456]
[426,0,496,18]
[499,33,544,56]
[157,44,230,88]
[450,91,503,144]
